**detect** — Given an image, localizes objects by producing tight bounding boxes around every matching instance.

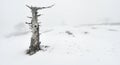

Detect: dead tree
[26,4,54,55]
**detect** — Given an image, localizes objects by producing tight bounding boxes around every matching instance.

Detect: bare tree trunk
[26,5,54,55]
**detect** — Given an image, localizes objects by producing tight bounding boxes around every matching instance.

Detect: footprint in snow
[65,31,75,37]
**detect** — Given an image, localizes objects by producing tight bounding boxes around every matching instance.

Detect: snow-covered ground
[0,24,120,65]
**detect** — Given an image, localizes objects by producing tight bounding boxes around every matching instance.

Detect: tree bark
[26,5,54,55]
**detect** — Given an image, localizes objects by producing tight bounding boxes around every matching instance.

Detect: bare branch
[26,5,32,9]
[37,14,43,17]
[27,16,32,19]
[25,22,31,24]
[37,4,55,10]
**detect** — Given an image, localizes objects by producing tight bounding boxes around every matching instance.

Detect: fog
[0,0,120,35]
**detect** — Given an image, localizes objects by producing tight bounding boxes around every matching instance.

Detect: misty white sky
[0,0,120,34]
